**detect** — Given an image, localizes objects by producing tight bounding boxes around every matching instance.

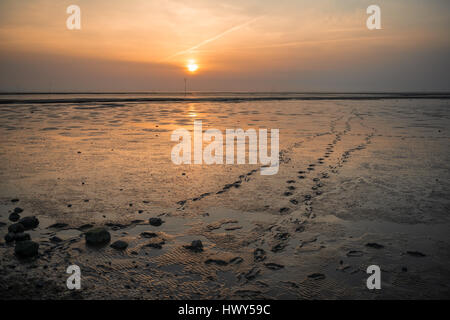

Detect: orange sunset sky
[0,0,449,91]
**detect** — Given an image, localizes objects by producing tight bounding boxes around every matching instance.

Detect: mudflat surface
[0,98,449,299]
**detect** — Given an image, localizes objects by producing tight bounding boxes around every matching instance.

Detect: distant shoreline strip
[0,94,449,105]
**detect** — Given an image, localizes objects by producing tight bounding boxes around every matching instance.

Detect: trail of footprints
[266,115,375,255]
[174,113,376,287]
[250,113,376,279]
[176,168,260,209]
[176,114,349,210]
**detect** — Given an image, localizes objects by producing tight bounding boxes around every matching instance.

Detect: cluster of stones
[4,200,40,258]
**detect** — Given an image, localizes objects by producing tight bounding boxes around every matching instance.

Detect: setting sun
[187,60,198,72]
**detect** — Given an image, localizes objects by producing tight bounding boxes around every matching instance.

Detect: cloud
[162,15,263,61]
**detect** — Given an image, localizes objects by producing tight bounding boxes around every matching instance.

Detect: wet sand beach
[0,93,449,299]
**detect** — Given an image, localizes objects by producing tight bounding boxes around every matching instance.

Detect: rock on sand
[15,240,39,258]
[85,227,111,245]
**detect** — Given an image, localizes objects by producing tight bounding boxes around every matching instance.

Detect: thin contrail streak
[162,16,263,62]
[246,35,391,49]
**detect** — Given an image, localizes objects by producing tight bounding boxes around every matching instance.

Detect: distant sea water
[0,92,449,104]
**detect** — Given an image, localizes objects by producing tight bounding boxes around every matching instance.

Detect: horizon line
[1,90,450,95]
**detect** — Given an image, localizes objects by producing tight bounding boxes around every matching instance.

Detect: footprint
[347,250,364,257]
[308,273,326,280]
[279,207,290,214]
[254,248,266,262]
[264,263,284,270]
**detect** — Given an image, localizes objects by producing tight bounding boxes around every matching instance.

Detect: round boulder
[4,232,16,242]
[14,233,31,242]
[184,240,203,252]
[85,227,111,245]
[8,223,25,234]
[111,240,128,250]
[15,240,39,258]
[9,212,20,222]
[149,217,164,226]
[18,216,39,230]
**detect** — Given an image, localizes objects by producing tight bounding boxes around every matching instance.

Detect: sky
[0,0,449,92]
